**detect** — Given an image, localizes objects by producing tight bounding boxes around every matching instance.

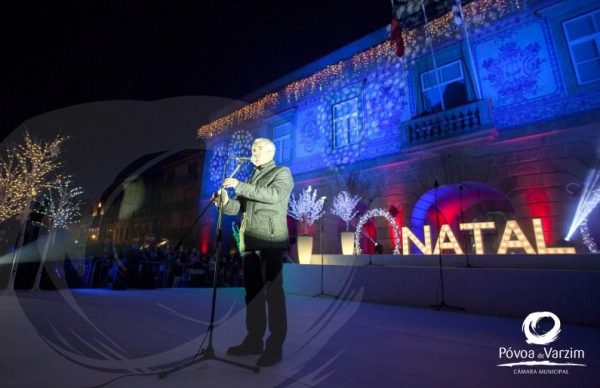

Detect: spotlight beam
[566,168,600,241]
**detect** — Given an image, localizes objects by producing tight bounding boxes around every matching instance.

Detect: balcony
[400,99,494,146]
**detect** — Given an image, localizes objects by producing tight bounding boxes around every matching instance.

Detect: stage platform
[1,288,598,388]
[283,254,600,326]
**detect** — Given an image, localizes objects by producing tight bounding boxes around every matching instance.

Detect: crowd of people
[86,243,243,290]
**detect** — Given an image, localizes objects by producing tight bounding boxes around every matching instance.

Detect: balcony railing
[400,99,494,146]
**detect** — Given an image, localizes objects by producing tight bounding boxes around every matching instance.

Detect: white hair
[253,137,276,154]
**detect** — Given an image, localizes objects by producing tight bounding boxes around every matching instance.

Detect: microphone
[229,156,253,162]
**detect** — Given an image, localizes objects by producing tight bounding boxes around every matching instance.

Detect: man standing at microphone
[214,138,294,367]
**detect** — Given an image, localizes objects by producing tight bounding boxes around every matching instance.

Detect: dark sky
[1,1,391,142]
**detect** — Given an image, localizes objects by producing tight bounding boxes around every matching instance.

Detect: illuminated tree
[288,186,326,235]
[41,178,83,230]
[2,131,67,291]
[33,178,83,290]
[0,150,27,222]
[330,191,361,232]
[0,131,66,222]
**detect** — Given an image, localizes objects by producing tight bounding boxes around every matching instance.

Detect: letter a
[433,225,464,254]
[497,220,536,254]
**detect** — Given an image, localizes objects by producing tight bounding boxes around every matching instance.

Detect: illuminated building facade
[198,0,600,255]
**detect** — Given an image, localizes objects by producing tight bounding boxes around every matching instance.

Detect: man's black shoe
[226,343,263,356]
[256,351,282,367]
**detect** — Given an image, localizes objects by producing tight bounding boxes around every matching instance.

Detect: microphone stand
[159,159,259,379]
[313,217,338,298]
[362,231,383,266]
[430,180,463,312]
[459,183,470,268]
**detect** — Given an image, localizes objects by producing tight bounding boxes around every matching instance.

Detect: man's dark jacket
[223,161,294,251]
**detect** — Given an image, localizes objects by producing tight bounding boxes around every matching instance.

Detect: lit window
[332,98,360,148]
[563,9,600,84]
[273,123,291,163]
[420,60,466,112]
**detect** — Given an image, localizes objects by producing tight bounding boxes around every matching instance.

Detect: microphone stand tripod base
[158,344,259,379]
[313,291,339,298]
[430,301,464,312]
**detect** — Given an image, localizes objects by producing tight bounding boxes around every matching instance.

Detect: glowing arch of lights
[354,208,401,255]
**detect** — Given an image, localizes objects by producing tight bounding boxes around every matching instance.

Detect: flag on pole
[450,0,483,99]
[452,0,464,32]
[390,16,405,57]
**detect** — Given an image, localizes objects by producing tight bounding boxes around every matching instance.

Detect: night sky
[0,1,391,142]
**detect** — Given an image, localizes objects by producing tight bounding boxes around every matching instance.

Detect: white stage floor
[1,288,598,388]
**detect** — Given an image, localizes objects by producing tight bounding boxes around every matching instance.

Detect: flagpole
[456,0,482,100]
[421,1,445,112]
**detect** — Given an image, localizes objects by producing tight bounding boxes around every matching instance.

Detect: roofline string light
[197,0,518,139]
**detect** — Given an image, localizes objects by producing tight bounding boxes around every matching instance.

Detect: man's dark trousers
[242,249,287,353]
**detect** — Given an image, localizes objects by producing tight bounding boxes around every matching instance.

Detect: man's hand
[212,189,229,208]
[222,178,240,189]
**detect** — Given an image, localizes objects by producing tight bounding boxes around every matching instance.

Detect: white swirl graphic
[522,311,561,345]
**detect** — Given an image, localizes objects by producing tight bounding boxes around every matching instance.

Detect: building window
[273,123,291,163]
[563,9,600,84]
[420,60,467,112]
[332,98,360,148]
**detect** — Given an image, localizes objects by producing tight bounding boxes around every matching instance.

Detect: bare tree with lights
[330,191,362,232]
[0,150,28,223]
[288,186,326,235]
[3,131,67,291]
[33,178,83,290]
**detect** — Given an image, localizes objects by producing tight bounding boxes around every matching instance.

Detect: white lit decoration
[0,131,66,223]
[0,150,24,223]
[288,186,326,235]
[330,191,361,232]
[579,219,598,253]
[354,208,401,255]
[197,0,518,139]
[42,178,83,230]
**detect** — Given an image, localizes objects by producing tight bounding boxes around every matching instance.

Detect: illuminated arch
[354,208,401,255]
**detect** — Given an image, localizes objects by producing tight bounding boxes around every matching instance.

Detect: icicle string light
[197,0,518,139]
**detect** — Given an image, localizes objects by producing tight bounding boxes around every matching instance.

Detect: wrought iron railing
[401,99,494,146]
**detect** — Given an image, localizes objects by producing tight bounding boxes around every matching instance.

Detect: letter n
[402,226,432,254]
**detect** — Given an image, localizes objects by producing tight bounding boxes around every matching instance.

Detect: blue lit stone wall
[472,10,600,129]
[292,58,411,175]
